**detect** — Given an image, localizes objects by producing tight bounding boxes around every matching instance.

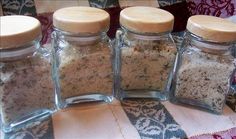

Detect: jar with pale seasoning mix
[0,16,55,132]
[115,7,177,100]
[171,15,236,114]
[52,7,114,108]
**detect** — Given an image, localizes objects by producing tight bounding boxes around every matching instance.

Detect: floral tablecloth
[2,98,236,139]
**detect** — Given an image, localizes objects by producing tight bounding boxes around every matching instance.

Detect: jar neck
[53,28,108,46]
[186,31,234,55]
[122,27,171,41]
[120,27,173,48]
[0,38,41,62]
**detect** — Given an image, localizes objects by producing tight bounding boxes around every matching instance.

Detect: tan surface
[187,15,236,42]
[35,0,89,13]
[119,0,159,8]
[0,15,41,49]
[162,101,236,137]
[120,6,174,33]
[52,99,236,138]
[53,100,141,139]
[53,6,110,34]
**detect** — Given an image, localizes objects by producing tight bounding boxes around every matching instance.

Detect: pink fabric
[189,127,236,139]
[187,0,236,18]
[37,13,53,45]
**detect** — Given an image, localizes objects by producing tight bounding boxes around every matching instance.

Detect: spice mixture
[175,49,234,113]
[58,42,113,100]
[120,41,176,91]
[0,56,55,124]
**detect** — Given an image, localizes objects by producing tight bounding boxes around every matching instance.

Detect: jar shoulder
[1,48,51,71]
[180,47,235,68]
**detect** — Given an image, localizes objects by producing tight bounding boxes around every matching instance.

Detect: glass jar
[52,7,114,108]
[0,15,55,132]
[115,7,177,100]
[171,15,236,114]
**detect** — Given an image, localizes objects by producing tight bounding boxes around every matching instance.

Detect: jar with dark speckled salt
[171,15,236,114]
[0,15,55,132]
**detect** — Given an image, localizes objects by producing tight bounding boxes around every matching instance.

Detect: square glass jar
[115,29,177,100]
[0,16,56,132]
[52,7,115,108]
[115,7,177,100]
[170,15,236,114]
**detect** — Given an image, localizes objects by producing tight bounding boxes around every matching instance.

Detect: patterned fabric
[1,0,36,16]
[158,0,185,7]
[4,117,53,139]
[121,99,187,139]
[2,99,236,139]
[88,0,186,8]
[162,1,190,32]
[88,0,119,8]
[189,127,236,139]
[226,93,236,112]
[187,0,236,18]
[36,13,53,45]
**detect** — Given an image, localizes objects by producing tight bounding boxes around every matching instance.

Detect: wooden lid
[0,15,41,49]
[187,15,236,42]
[53,6,110,34]
[120,6,174,33]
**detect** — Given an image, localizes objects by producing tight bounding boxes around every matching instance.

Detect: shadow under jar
[52,7,114,108]
[171,15,236,114]
[0,16,55,132]
[115,7,177,100]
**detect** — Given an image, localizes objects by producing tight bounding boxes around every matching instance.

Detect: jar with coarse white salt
[52,7,115,108]
[115,6,177,100]
[171,15,236,114]
[0,15,55,132]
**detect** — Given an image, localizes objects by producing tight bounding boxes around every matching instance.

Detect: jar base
[62,94,114,108]
[2,109,53,133]
[118,90,169,101]
[169,97,223,115]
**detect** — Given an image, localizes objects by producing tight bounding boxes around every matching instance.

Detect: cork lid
[187,15,236,42]
[120,6,174,34]
[53,6,110,34]
[0,15,41,49]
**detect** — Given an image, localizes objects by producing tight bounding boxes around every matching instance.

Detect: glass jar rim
[0,37,41,61]
[186,31,234,55]
[121,26,171,36]
[53,27,108,37]
[186,30,236,44]
[121,26,172,41]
